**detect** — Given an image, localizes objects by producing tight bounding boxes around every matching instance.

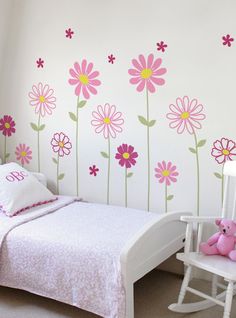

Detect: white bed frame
[32,172,190,318]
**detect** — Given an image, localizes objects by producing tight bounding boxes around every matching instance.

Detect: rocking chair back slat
[222,175,229,219]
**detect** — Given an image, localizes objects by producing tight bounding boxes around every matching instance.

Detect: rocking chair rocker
[169,160,236,318]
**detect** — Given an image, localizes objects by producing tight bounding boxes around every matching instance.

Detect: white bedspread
[0,196,161,318]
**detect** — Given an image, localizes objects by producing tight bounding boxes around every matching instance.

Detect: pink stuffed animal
[200,218,236,261]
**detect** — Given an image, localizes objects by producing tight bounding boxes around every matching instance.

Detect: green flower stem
[57,153,60,195]
[221,164,225,204]
[76,97,79,196]
[37,114,41,172]
[165,183,167,213]
[4,135,6,164]
[107,136,111,204]
[193,131,200,216]
[146,86,150,212]
[125,167,128,208]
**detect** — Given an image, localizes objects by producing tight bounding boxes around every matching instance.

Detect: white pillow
[0,162,56,216]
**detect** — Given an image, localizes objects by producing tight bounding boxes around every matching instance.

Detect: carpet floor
[0,270,235,318]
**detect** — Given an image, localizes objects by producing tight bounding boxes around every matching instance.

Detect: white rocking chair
[169,160,236,318]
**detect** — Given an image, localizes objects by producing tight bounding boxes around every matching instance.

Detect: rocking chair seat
[177,252,236,281]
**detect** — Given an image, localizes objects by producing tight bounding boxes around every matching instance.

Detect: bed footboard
[120,210,191,318]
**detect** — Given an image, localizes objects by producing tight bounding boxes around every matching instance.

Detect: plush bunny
[200,218,236,261]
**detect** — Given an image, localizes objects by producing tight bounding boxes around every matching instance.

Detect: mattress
[0,196,162,318]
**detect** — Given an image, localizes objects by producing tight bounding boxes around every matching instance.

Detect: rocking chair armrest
[180,216,218,224]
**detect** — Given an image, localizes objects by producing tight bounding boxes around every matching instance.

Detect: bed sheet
[0,196,161,318]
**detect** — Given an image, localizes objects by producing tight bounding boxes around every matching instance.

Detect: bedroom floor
[0,270,235,318]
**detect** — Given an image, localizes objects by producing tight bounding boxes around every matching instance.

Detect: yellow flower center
[123,152,130,159]
[222,149,230,155]
[39,95,45,103]
[21,151,27,157]
[79,74,89,85]
[104,117,111,124]
[181,112,190,119]
[162,169,170,177]
[4,122,10,129]
[59,141,64,148]
[141,68,152,79]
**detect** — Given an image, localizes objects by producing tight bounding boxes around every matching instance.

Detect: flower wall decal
[0,115,16,163]
[91,103,124,204]
[28,82,56,172]
[211,137,236,203]
[128,53,167,211]
[68,59,101,197]
[167,96,206,215]
[15,143,32,166]
[154,160,179,212]
[51,132,72,194]
[115,143,138,207]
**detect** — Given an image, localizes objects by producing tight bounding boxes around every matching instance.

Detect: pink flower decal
[91,103,124,139]
[65,28,74,39]
[154,160,178,213]
[108,54,116,64]
[128,53,167,93]
[0,115,16,137]
[211,138,236,164]
[89,165,99,176]
[155,161,179,186]
[156,41,168,52]
[28,82,56,117]
[68,60,101,99]
[222,34,234,47]
[51,132,72,157]
[115,144,138,168]
[36,58,44,68]
[15,144,32,166]
[166,96,206,134]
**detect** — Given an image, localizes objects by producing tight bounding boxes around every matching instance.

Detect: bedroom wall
[0,0,236,217]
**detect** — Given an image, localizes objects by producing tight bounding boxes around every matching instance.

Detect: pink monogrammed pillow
[0,162,55,216]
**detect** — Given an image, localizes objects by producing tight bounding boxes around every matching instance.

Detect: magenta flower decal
[65,28,74,39]
[0,115,16,163]
[68,59,101,197]
[51,132,72,194]
[91,103,124,139]
[108,54,116,64]
[28,82,56,172]
[154,161,179,212]
[167,96,206,216]
[91,103,124,204]
[128,53,167,211]
[89,165,99,176]
[156,41,168,52]
[211,138,236,203]
[15,144,32,166]
[115,144,138,207]
[222,34,234,47]
[36,58,44,68]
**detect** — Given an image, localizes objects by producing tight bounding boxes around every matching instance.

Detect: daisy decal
[91,103,124,204]
[128,53,167,211]
[154,160,179,213]
[0,115,16,163]
[51,132,72,194]
[167,96,206,216]
[115,144,138,207]
[211,137,236,203]
[68,59,101,197]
